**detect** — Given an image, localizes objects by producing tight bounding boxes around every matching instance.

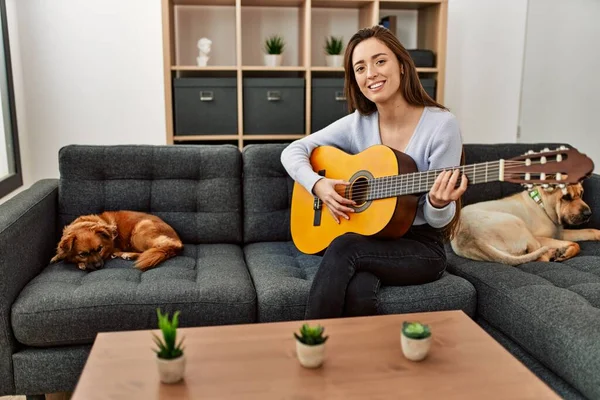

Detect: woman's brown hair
[343,25,464,241]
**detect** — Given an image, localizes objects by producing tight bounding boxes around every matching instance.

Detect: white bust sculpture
[197,38,212,67]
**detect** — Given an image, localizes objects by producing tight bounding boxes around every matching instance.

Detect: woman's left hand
[428,169,468,208]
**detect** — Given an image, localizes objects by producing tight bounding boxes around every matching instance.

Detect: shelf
[174,135,240,141]
[172,66,238,71]
[311,0,374,8]
[379,0,443,10]
[173,0,235,5]
[312,66,344,72]
[241,0,305,6]
[243,134,306,140]
[163,0,447,148]
[174,5,237,66]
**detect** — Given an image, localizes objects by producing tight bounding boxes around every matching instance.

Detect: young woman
[280,25,468,319]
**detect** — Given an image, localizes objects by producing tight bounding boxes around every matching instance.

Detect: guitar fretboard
[364,161,504,201]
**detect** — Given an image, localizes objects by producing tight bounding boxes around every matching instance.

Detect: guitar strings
[327,160,562,198]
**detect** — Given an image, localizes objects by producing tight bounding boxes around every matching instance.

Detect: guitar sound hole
[350,177,369,206]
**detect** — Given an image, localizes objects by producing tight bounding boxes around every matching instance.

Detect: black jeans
[304,224,446,320]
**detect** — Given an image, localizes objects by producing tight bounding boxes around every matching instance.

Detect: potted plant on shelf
[153,308,186,383]
[401,321,432,361]
[263,34,285,67]
[294,323,329,368]
[324,36,344,68]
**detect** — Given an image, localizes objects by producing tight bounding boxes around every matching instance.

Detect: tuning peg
[556,172,562,181]
[527,150,535,154]
[542,147,550,152]
[556,154,563,162]
[559,145,569,150]
[525,173,531,181]
[540,172,546,181]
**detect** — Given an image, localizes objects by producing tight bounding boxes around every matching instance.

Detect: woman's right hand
[313,178,356,223]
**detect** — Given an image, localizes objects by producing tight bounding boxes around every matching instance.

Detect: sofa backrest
[57,144,242,244]
[462,142,568,206]
[242,144,293,243]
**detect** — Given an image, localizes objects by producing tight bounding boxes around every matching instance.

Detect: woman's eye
[376,59,385,65]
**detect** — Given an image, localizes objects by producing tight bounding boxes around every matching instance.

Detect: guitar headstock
[504,146,594,191]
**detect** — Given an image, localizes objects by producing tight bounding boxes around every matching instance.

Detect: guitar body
[290,145,419,255]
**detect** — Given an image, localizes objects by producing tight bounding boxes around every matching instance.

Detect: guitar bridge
[313,169,325,226]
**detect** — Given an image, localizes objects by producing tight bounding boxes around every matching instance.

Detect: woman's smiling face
[351,37,402,105]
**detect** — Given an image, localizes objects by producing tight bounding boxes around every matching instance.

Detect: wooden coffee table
[71,310,559,399]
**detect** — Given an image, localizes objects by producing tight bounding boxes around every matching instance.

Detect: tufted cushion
[57,144,242,244]
[11,244,256,347]
[242,144,293,243]
[244,241,476,322]
[446,241,600,400]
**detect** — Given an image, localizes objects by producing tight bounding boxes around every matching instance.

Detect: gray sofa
[0,143,597,399]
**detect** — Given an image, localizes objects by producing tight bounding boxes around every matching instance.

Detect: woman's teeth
[369,81,385,90]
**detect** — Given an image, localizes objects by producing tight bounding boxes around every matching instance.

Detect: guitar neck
[367,160,505,200]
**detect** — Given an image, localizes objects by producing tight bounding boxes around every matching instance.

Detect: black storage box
[311,78,349,132]
[408,49,435,68]
[420,78,436,100]
[173,77,238,135]
[243,78,305,134]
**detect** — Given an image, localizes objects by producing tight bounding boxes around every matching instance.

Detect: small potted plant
[152,308,186,383]
[294,323,328,368]
[401,321,432,361]
[324,35,344,67]
[263,34,285,67]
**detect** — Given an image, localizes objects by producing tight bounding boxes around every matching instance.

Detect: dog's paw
[77,263,87,271]
[110,253,118,259]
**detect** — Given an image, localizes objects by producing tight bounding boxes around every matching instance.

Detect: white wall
[445,0,528,145]
[10,0,166,192]
[518,0,600,171]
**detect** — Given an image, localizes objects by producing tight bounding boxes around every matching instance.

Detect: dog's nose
[582,208,592,219]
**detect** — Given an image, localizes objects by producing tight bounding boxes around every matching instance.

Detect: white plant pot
[264,54,283,67]
[156,354,186,383]
[296,341,325,368]
[401,333,431,361]
[325,54,343,68]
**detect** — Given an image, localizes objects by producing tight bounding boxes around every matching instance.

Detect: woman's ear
[50,233,75,263]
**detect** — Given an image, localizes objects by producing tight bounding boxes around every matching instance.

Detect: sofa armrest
[0,179,58,395]
[583,173,600,229]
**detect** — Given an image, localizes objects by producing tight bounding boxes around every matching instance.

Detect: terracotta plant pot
[156,354,186,383]
[296,340,325,368]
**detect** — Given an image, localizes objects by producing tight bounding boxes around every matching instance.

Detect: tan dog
[451,183,600,265]
[51,211,183,271]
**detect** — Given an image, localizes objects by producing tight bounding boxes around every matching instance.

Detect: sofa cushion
[446,241,600,400]
[11,244,256,347]
[57,144,243,244]
[242,144,292,243]
[244,241,476,322]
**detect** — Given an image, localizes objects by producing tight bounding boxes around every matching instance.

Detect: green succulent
[264,34,285,55]
[324,36,344,55]
[294,323,329,345]
[152,308,185,359]
[402,321,431,339]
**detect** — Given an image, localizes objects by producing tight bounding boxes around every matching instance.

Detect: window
[0,0,21,199]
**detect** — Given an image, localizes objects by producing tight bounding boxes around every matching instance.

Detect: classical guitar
[290,144,594,254]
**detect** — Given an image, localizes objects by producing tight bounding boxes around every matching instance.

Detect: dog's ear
[94,222,117,241]
[50,232,76,263]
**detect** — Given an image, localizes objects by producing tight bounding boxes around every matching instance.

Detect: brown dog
[50,211,183,271]
[450,183,600,265]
